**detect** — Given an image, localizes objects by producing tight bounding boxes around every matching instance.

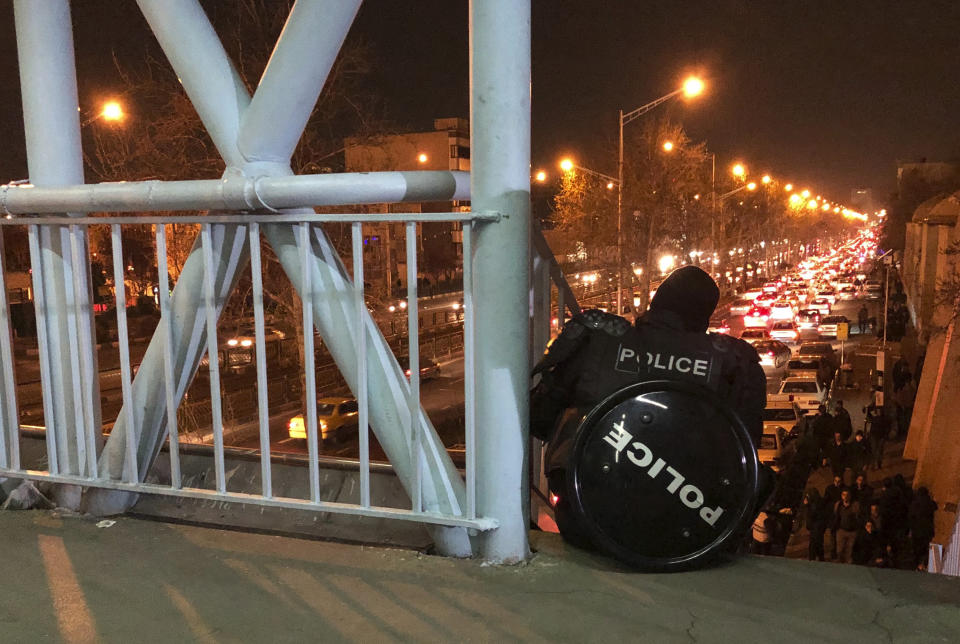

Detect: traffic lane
[263,354,468,463]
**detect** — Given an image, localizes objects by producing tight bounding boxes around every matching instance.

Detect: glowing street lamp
[784,183,793,192]
[662,140,675,152]
[417,153,428,164]
[801,189,811,199]
[682,76,705,98]
[731,163,746,179]
[559,158,574,172]
[101,101,124,121]
[747,182,757,191]
[658,254,676,273]
[534,170,547,182]
[761,175,772,185]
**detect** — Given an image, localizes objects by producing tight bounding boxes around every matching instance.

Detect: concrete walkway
[2,511,959,643]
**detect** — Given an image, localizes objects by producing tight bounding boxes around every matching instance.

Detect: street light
[731,163,746,179]
[534,170,547,182]
[616,75,706,314]
[81,99,125,127]
[560,157,619,188]
[761,175,772,185]
[662,140,675,152]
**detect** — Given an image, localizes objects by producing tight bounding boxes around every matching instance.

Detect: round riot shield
[567,380,759,571]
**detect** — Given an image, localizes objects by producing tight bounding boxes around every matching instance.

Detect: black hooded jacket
[533,266,766,472]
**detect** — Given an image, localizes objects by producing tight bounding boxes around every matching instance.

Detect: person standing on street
[833,400,853,442]
[909,487,938,570]
[803,489,828,562]
[834,489,862,564]
[858,304,869,335]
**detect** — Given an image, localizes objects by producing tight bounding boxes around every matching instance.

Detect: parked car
[754,339,792,369]
[288,396,360,444]
[864,281,882,300]
[818,314,849,339]
[762,402,803,438]
[773,376,829,414]
[769,320,800,343]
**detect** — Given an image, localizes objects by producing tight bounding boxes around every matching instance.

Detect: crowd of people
[752,399,938,570]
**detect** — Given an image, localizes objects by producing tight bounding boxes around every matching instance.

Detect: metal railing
[0,211,498,531]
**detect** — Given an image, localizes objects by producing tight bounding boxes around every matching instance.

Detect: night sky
[2,1,959,206]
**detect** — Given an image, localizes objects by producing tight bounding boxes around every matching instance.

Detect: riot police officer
[531,266,768,556]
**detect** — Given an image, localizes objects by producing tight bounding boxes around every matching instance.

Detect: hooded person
[531,266,767,543]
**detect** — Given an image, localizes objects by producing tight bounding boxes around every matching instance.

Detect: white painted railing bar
[68,225,97,477]
[200,224,226,494]
[248,222,273,499]
[0,467,498,530]
[0,171,472,215]
[155,224,182,488]
[0,211,500,226]
[462,223,476,519]
[351,222,371,508]
[405,222,423,513]
[65,227,88,476]
[0,231,19,469]
[26,225,58,474]
[299,222,321,503]
[111,223,140,483]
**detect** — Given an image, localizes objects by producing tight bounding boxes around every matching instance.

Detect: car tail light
[549,492,560,507]
[767,351,774,356]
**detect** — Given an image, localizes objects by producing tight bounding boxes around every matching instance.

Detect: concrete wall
[905,214,960,549]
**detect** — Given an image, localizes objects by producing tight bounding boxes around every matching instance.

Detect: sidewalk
[2,511,959,643]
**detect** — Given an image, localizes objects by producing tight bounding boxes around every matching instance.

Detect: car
[288,396,360,444]
[785,357,833,384]
[744,305,771,328]
[755,292,778,306]
[754,339,791,369]
[864,281,882,300]
[795,308,821,333]
[708,317,731,335]
[398,356,441,380]
[739,328,768,343]
[729,298,753,316]
[817,288,837,305]
[758,426,788,471]
[818,315,849,339]
[797,342,839,372]
[760,402,803,468]
[762,282,780,294]
[838,285,859,301]
[773,376,829,414]
[743,288,764,301]
[769,301,795,321]
[769,320,799,343]
[809,297,832,316]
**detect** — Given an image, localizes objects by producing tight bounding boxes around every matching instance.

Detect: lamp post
[617,76,704,314]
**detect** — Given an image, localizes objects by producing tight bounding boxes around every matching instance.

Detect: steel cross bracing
[3,0,534,562]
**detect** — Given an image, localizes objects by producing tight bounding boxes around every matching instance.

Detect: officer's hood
[645,266,719,333]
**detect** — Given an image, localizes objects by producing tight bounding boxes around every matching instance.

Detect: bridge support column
[470,0,532,563]
[14,0,102,505]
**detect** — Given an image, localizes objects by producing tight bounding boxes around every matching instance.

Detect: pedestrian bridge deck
[3,512,958,642]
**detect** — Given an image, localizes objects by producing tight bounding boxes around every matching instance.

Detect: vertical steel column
[248,223,272,498]
[470,0,532,562]
[0,230,20,469]
[155,225,182,488]
[351,223,371,507]
[111,225,140,483]
[14,0,101,489]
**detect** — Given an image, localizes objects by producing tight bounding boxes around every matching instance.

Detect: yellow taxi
[288,396,359,444]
